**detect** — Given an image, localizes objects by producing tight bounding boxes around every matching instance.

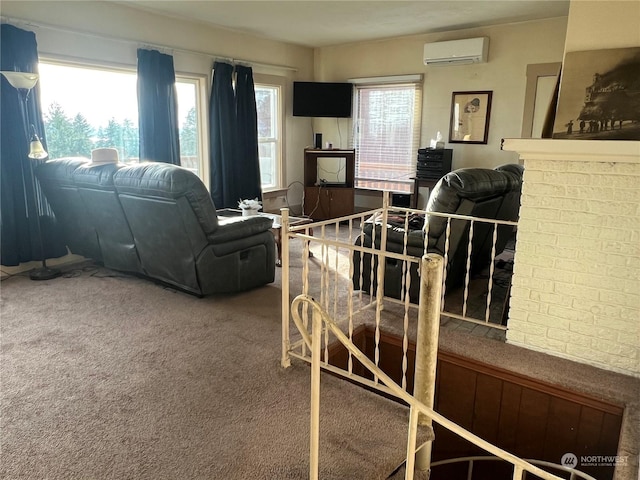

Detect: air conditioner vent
[423,37,489,66]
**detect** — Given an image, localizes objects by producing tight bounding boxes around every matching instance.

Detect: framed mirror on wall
[521,62,562,138]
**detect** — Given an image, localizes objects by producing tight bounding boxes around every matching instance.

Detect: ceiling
[117,1,570,48]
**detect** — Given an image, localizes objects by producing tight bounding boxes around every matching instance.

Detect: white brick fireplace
[502,139,639,377]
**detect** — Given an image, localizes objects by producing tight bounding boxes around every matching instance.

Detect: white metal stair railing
[280,197,518,367]
[430,456,597,480]
[280,202,517,391]
[279,198,597,480]
[366,204,519,330]
[279,201,521,446]
[290,293,566,480]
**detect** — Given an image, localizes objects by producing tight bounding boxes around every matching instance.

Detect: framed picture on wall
[552,46,640,140]
[449,91,492,144]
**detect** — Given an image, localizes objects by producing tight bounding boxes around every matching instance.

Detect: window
[352,76,422,193]
[175,79,200,174]
[255,81,282,190]
[38,62,202,175]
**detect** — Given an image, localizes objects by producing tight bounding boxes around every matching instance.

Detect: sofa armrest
[208,216,273,244]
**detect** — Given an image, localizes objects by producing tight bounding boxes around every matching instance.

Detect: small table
[411,177,440,209]
[217,209,313,266]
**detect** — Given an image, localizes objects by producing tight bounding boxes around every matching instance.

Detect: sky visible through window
[39,63,195,129]
[37,62,199,172]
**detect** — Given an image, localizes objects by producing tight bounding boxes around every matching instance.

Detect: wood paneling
[496,383,522,452]
[325,326,624,480]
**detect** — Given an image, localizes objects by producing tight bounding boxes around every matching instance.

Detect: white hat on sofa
[90,148,119,164]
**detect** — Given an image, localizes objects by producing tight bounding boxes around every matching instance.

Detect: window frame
[254,73,286,192]
[175,71,210,182]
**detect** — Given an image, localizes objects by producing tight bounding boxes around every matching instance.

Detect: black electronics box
[416,148,453,180]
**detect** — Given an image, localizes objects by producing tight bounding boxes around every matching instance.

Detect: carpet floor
[2,230,638,480]
[1,265,429,480]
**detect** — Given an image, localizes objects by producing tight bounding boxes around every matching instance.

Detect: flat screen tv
[293,81,353,118]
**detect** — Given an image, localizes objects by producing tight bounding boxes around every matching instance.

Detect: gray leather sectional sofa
[353,164,524,302]
[36,158,275,296]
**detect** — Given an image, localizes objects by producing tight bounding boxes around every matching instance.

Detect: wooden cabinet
[304,186,355,220]
[303,149,355,221]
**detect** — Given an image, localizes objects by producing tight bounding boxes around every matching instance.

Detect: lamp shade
[28,134,48,160]
[1,71,39,90]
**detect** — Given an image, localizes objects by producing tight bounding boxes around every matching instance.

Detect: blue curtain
[208,62,262,208]
[0,24,66,266]
[137,49,181,165]
[209,61,237,208]
[234,65,262,202]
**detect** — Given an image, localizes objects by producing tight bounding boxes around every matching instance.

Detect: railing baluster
[321,225,329,364]
[373,193,391,384]
[513,464,524,480]
[401,210,410,303]
[301,225,310,358]
[462,220,474,318]
[357,213,366,305]
[326,221,340,365]
[368,217,377,307]
[309,307,321,480]
[404,406,419,480]
[485,224,499,323]
[401,211,411,390]
[348,218,355,375]
[281,208,291,368]
[441,217,452,310]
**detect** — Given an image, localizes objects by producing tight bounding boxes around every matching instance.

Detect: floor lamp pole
[18,87,61,281]
[26,151,60,280]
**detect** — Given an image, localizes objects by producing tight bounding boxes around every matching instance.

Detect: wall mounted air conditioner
[423,37,489,66]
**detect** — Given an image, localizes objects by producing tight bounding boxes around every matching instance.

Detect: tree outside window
[39,62,201,174]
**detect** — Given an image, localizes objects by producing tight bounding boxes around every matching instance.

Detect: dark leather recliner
[36,159,276,296]
[353,164,523,302]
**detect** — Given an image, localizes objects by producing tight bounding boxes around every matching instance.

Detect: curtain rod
[1,15,298,73]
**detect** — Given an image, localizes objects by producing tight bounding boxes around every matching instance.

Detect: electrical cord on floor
[286,181,305,217]
[63,264,102,278]
[88,267,132,279]
[286,180,323,219]
[1,261,135,282]
[304,183,323,219]
[0,269,28,281]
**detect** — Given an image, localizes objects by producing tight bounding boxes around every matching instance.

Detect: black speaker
[314,133,322,149]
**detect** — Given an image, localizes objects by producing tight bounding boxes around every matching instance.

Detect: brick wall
[505,143,639,377]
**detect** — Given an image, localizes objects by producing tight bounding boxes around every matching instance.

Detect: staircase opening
[326,326,624,480]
